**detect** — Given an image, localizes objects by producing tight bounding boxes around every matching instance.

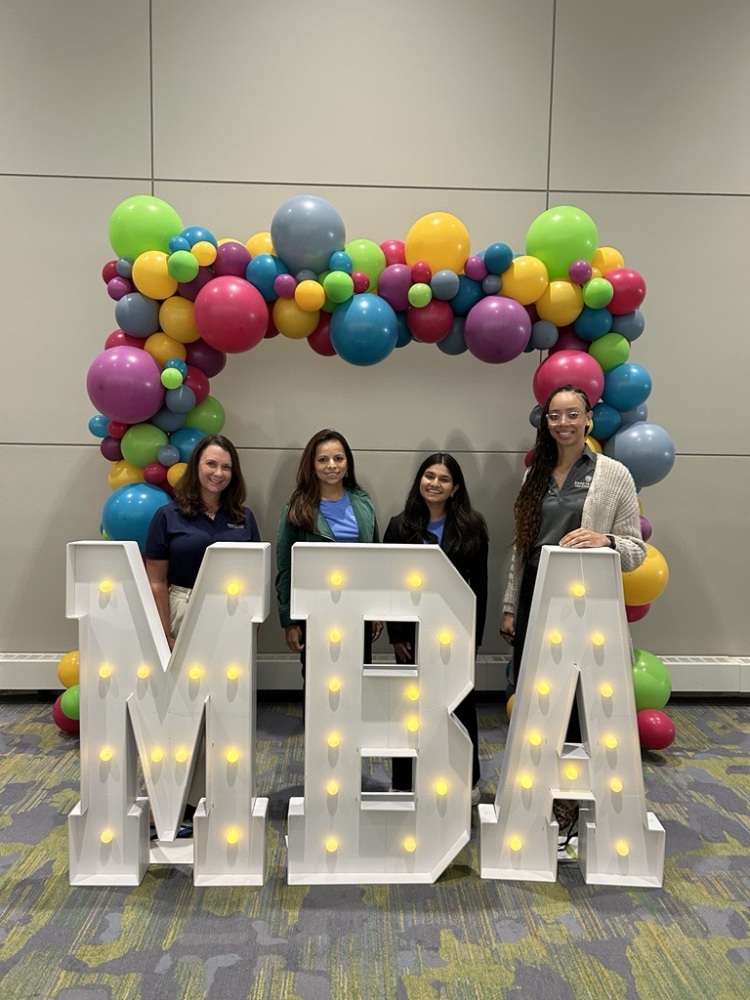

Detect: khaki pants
[169,585,205,809]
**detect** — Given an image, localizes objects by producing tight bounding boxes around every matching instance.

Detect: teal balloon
[632,649,672,711]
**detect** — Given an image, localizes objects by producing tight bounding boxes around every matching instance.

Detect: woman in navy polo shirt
[145,433,261,649]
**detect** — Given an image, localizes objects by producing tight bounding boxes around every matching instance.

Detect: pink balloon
[607,268,647,315]
[410,261,432,284]
[87,346,165,423]
[532,350,605,405]
[464,296,531,363]
[626,602,651,623]
[308,314,337,357]
[380,239,406,265]
[185,339,226,377]
[407,299,454,344]
[464,256,488,281]
[194,276,269,353]
[183,365,210,405]
[351,271,370,294]
[637,709,675,751]
[144,462,168,485]
[377,264,412,312]
[53,694,80,735]
[105,329,141,350]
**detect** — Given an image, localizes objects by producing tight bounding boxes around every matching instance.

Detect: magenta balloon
[87,346,165,423]
[407,299,454,344]
[194,275,269,353]
[626,602,651,623]
[464,296,531,363]
[178,266,215,302]
[185,339,227,378]
[213,240,252,277]
[637,709,675,751]
[377,263,412,312]
[532,349,605,405]
[100,436,123,461]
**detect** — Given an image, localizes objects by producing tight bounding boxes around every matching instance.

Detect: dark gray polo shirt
[528,448,598,568]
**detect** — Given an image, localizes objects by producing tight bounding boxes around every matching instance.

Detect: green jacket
[275,489,379,628]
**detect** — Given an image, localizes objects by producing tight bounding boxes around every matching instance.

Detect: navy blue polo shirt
[145,503,261,588]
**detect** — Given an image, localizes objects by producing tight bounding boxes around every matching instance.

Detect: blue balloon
[591,402,622,441]
[482,274,502,295]
[102,483,171,552]
[329,251,353,273]
[484,242,513,274]
[115,258,133,279]
[157,444,181,467]
[449,275,483,316]
[151,406,186,433]
[431,269,461,301]
[295,268,317,282]
[169,426,207,462]
[246,254,288,301]
[574,307,612,341]
[620,402,649,426]
[329,295,397,366]
[88,414,110,438]
[165,385,196,414]
[114,292,160,337]
[180,226,218,248]
[395,312,413,348]
[437,317,468,356]
[270,194,346,274]
[164,358,188,377]
[530,320,559,350]
[529,404,543,429]
[604,422,675,487]
[611,309,645,342]
[602,362,652,410]
[168,236,191,254]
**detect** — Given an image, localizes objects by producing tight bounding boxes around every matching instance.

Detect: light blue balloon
[530,320,558,350]
[574,306,612,341]
[157,444,181,467]
[329,251,353,273]
[611,309,645,342]
[114,292,160,337]
[602,362,652,410]
[165,358,188,376]
[271,194,346,274]
[102,483,171,552]
[604,423,675,487]
[295,268,317,282]
[329,295,397,366]
[431,269,461,301]
[151,406,186,433]
[592,402,622,441]
[165,385,196,414]
[115,257,133,278]
[481,275,502,295]
[619,402,649,426]
[437,317,468,356]
[88,414,109,438]
[169,427,207,462]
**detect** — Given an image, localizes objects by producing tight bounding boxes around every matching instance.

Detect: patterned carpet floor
[1,696,748,1000]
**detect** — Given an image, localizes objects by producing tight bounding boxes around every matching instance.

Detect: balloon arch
[60,194,676,744]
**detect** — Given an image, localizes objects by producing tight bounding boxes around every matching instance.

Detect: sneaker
[471,784,481,806]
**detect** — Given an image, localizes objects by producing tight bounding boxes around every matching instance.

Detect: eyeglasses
[546,409,584,424]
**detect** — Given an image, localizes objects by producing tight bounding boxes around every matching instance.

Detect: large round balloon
[109,195,183,261]
[464,296,531,363]
[499,255,549,305]
[535,280,584,327]
[604,422,675,487]
[87,347,165,424]
[121,423,168,468]
[532,350,605,405]
[404,212,470,273]
[525,206,599,281]
[270,194,346,275]
[102,483,171,551]
[194,276,269,352]
[622,543,669,605]
[637,709,675,751]
[602,362,652,410]
[329,295,398,366]
[407,299,454,344]
[632,648,672,711]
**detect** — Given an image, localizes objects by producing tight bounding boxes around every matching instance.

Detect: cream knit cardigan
[502,454,647,615]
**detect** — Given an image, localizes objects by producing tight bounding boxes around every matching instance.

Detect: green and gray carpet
[1,696,748,1000]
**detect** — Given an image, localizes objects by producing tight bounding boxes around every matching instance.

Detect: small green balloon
[632,649,672,711]
[526,206,599,281]
[167,249,199,283]
[160,368,184,389]
[109,195,183,261]
[323,270,354,304]
[588,333,631,372]
[408,282,433,308]
[583,276,614,309]
[184,396,226,435]
[120,423,168,468]
[344,238,386,291]
[61,684,80,721]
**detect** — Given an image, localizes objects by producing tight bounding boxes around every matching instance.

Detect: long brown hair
[513,385,592,559]
[286,429,362,532]
[175,434,247,522]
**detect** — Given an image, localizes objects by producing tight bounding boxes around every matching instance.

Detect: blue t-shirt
[425,518,446,545]
[319,493,360,541]
[145,502,261,588]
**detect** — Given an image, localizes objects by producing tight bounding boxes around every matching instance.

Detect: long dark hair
[399,452,487,556]
[286,428,362,532]
[175,434,247,522]
[513,384,592,559]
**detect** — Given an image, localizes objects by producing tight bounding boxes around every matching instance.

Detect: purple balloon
[377,263,412,312]
[87,346,165,424]
[213,241,252,277]
[177,266,215,302]
[464,296,531,363]
[100,436,123,461]
[185,339,226,378]
[464,256,488,281]
[640,515,652,541]
[107,276,133,300]
[569,259,593,284]
[273,273,297,299]
[550,327,589,354]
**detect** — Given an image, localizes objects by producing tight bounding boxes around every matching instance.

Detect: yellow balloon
[159,296,201,343]
[272,297,319,339]
[245,231,274,256]
[294,279,326,313]
[591,246,625,275]
[501,255,549,305]
[144,332,187,368]
[167,462,188,488]
[58,650,80,688]
[585,434,602,454]
[191,241,217,267]
[132,251,178,300]
[535,280,584,326]
[622,543,669,605]
[108,459,144,491]
[506,694,515,720]
[404,212,470,273]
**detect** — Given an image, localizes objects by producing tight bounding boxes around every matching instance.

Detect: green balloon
[526,206,599,281]
[632,649,672,711]
[61,684,80,721]
[344,238,386,291]
[583,276,614,309]
[184,396,226,434]
[161,368,184,389]
[121,423,168,468]
[588,333,630,372]
[109,195,183,260]
[323,270,354,304]
[408,282,432,308]
[167,249,199,283]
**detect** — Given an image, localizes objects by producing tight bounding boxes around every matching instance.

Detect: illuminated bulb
[519,774,533,790]
[98,663,113,679]
[408,572,423,588]
[537,681,551,696]
[188,665,203,681]
[99,579,113,594]
[406,685,420,702]
[328,677,341,693]
[438,630,452,646]
[610,778,623,793]
[600,682,614,698]
[328,628,342,644]
[226,580,241,596]
[571,582,586,597]
[549,630,563,645]
[99,747,113,763]
[326,780,339,796]
[100,828,114,844]
[325,836,339,853]
[226,827,241,845]
[175,747,189,764]
[327,733,340,749]
[592,632,605,646]
[565,765,579,781]
[615,840,630,858]
[150,748,164,764]
[137,665,150,680]
[604,735,618,750]
[509,835,523,852]
[226,665,240,681]
[529,730,542,747]
[434,779,448,796]
[329,571,344,587]
[403,836,417,853]
[406,716,420,733]
[225,747,240,764]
